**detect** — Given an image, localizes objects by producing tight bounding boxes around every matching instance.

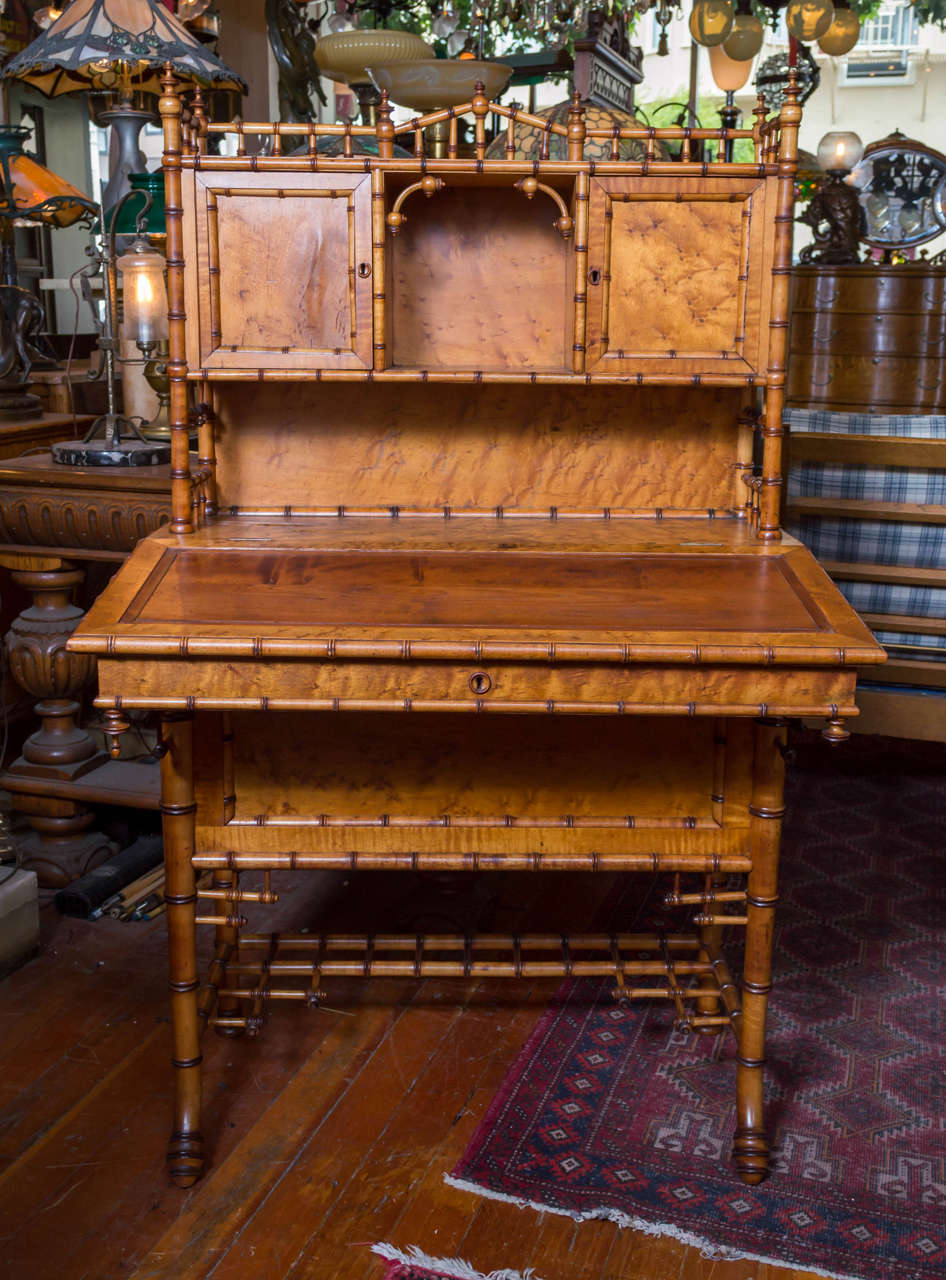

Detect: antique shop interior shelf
[69,74,885,1193]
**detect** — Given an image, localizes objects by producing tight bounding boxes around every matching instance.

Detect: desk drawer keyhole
[469,671,492,694]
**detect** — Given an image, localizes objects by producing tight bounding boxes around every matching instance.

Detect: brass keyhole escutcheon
[588,267,601,285]
[469,671,491,694]
[358,262,372,278]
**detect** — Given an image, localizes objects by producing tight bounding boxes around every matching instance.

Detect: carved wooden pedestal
[0,453,175,886]
[3,563,114,887]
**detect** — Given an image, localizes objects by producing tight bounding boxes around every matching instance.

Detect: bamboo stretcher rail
[199,505,743,519]
[184,369,769,386]
[218,960,712,978]
[190,851,753,873]
[222,814,721,830]
[186,156,781,179]
[201,120,761,144]
[224,931,702,950]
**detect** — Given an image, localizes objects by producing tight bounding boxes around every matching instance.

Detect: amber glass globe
[688,0,734,47]
[723,6,764,59]
[818,1,860,55]
[785,0,835,42]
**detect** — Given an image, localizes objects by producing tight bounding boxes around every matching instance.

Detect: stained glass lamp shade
[1,0,246,97]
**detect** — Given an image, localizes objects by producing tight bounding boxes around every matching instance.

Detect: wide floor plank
[0,871,825,1280]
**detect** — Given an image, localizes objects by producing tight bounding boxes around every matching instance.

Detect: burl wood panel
[586,177,771,375]
[212,383,750,513]
[123,547,824,633]
[787,264,946,412]
[388,186,572,371]
[183,171,373,371]
[202,712,751,822]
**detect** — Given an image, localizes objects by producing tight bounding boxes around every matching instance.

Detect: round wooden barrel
[787,264,946,413]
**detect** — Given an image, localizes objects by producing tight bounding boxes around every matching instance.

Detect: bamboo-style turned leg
[732,718,786,1185]
[161,711,204,1188]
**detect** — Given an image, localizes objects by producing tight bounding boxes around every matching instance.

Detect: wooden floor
[0,869,822,1280]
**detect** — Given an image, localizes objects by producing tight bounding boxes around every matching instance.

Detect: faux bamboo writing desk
[70,71,884,1189]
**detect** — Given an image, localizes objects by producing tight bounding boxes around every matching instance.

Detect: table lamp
[1,0,245,217]
[0,123,95,420]
[798,130,865,264]
[709,44,753,163]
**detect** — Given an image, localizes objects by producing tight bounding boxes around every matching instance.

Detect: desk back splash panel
[211,384,751,514]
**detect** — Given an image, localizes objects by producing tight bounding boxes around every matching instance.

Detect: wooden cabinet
[183,170,374,372]
[585,176,773,377]
[70,79,884,1195]
[787,264,946,413]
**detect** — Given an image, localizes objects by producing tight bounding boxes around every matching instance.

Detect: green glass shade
[110,170,165,234]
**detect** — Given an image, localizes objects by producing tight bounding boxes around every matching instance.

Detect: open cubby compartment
[383,173,577,374]
[194,712,755,860]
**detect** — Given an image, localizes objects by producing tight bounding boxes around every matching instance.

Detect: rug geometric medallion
[450,734,946,1280]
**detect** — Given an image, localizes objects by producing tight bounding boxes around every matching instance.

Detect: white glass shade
[785,0,835,42]
[816,129,864,173]
[723,8,764,59]
[688,0,734,47]
[818,3,860,55]
[117,242,169,346]
[710,42,753,90]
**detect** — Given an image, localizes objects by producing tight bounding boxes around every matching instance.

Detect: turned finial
[376,89,395,159]
[567,90,586,162]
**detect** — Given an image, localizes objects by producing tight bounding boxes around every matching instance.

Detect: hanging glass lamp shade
[785,0,835,43]
[689,0,734,47]
[0,0,246,97]
[709,43,753,91]
[818,0,860,55]
[723,0,764,60]
[117,239,169,346]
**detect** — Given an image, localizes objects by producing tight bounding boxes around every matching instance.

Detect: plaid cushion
[787,464,946,504]
[787,517,946,569]
[873,631,946,653]
[785,409,946,439]
[835,580,946,621]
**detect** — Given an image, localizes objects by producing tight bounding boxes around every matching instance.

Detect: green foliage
[903,0,946,26]
[634,91,755,161]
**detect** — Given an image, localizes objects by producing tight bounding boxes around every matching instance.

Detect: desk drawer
[95,657,857,719]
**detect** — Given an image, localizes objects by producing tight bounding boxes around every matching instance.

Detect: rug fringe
[371,1241,544,1280]
[442,1175,870,1280]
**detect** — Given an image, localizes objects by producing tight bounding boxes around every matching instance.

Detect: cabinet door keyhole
[588,267,601,286]
[358,262,372,278]
[469,671,492,694]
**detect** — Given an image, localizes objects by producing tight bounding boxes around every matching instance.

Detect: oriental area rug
[448,733,946,1280]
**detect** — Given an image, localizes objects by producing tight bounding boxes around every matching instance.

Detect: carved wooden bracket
[514,177,574,238]
[386,176,445,236]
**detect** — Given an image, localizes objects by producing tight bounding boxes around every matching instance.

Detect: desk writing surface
[74,516,881,664]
